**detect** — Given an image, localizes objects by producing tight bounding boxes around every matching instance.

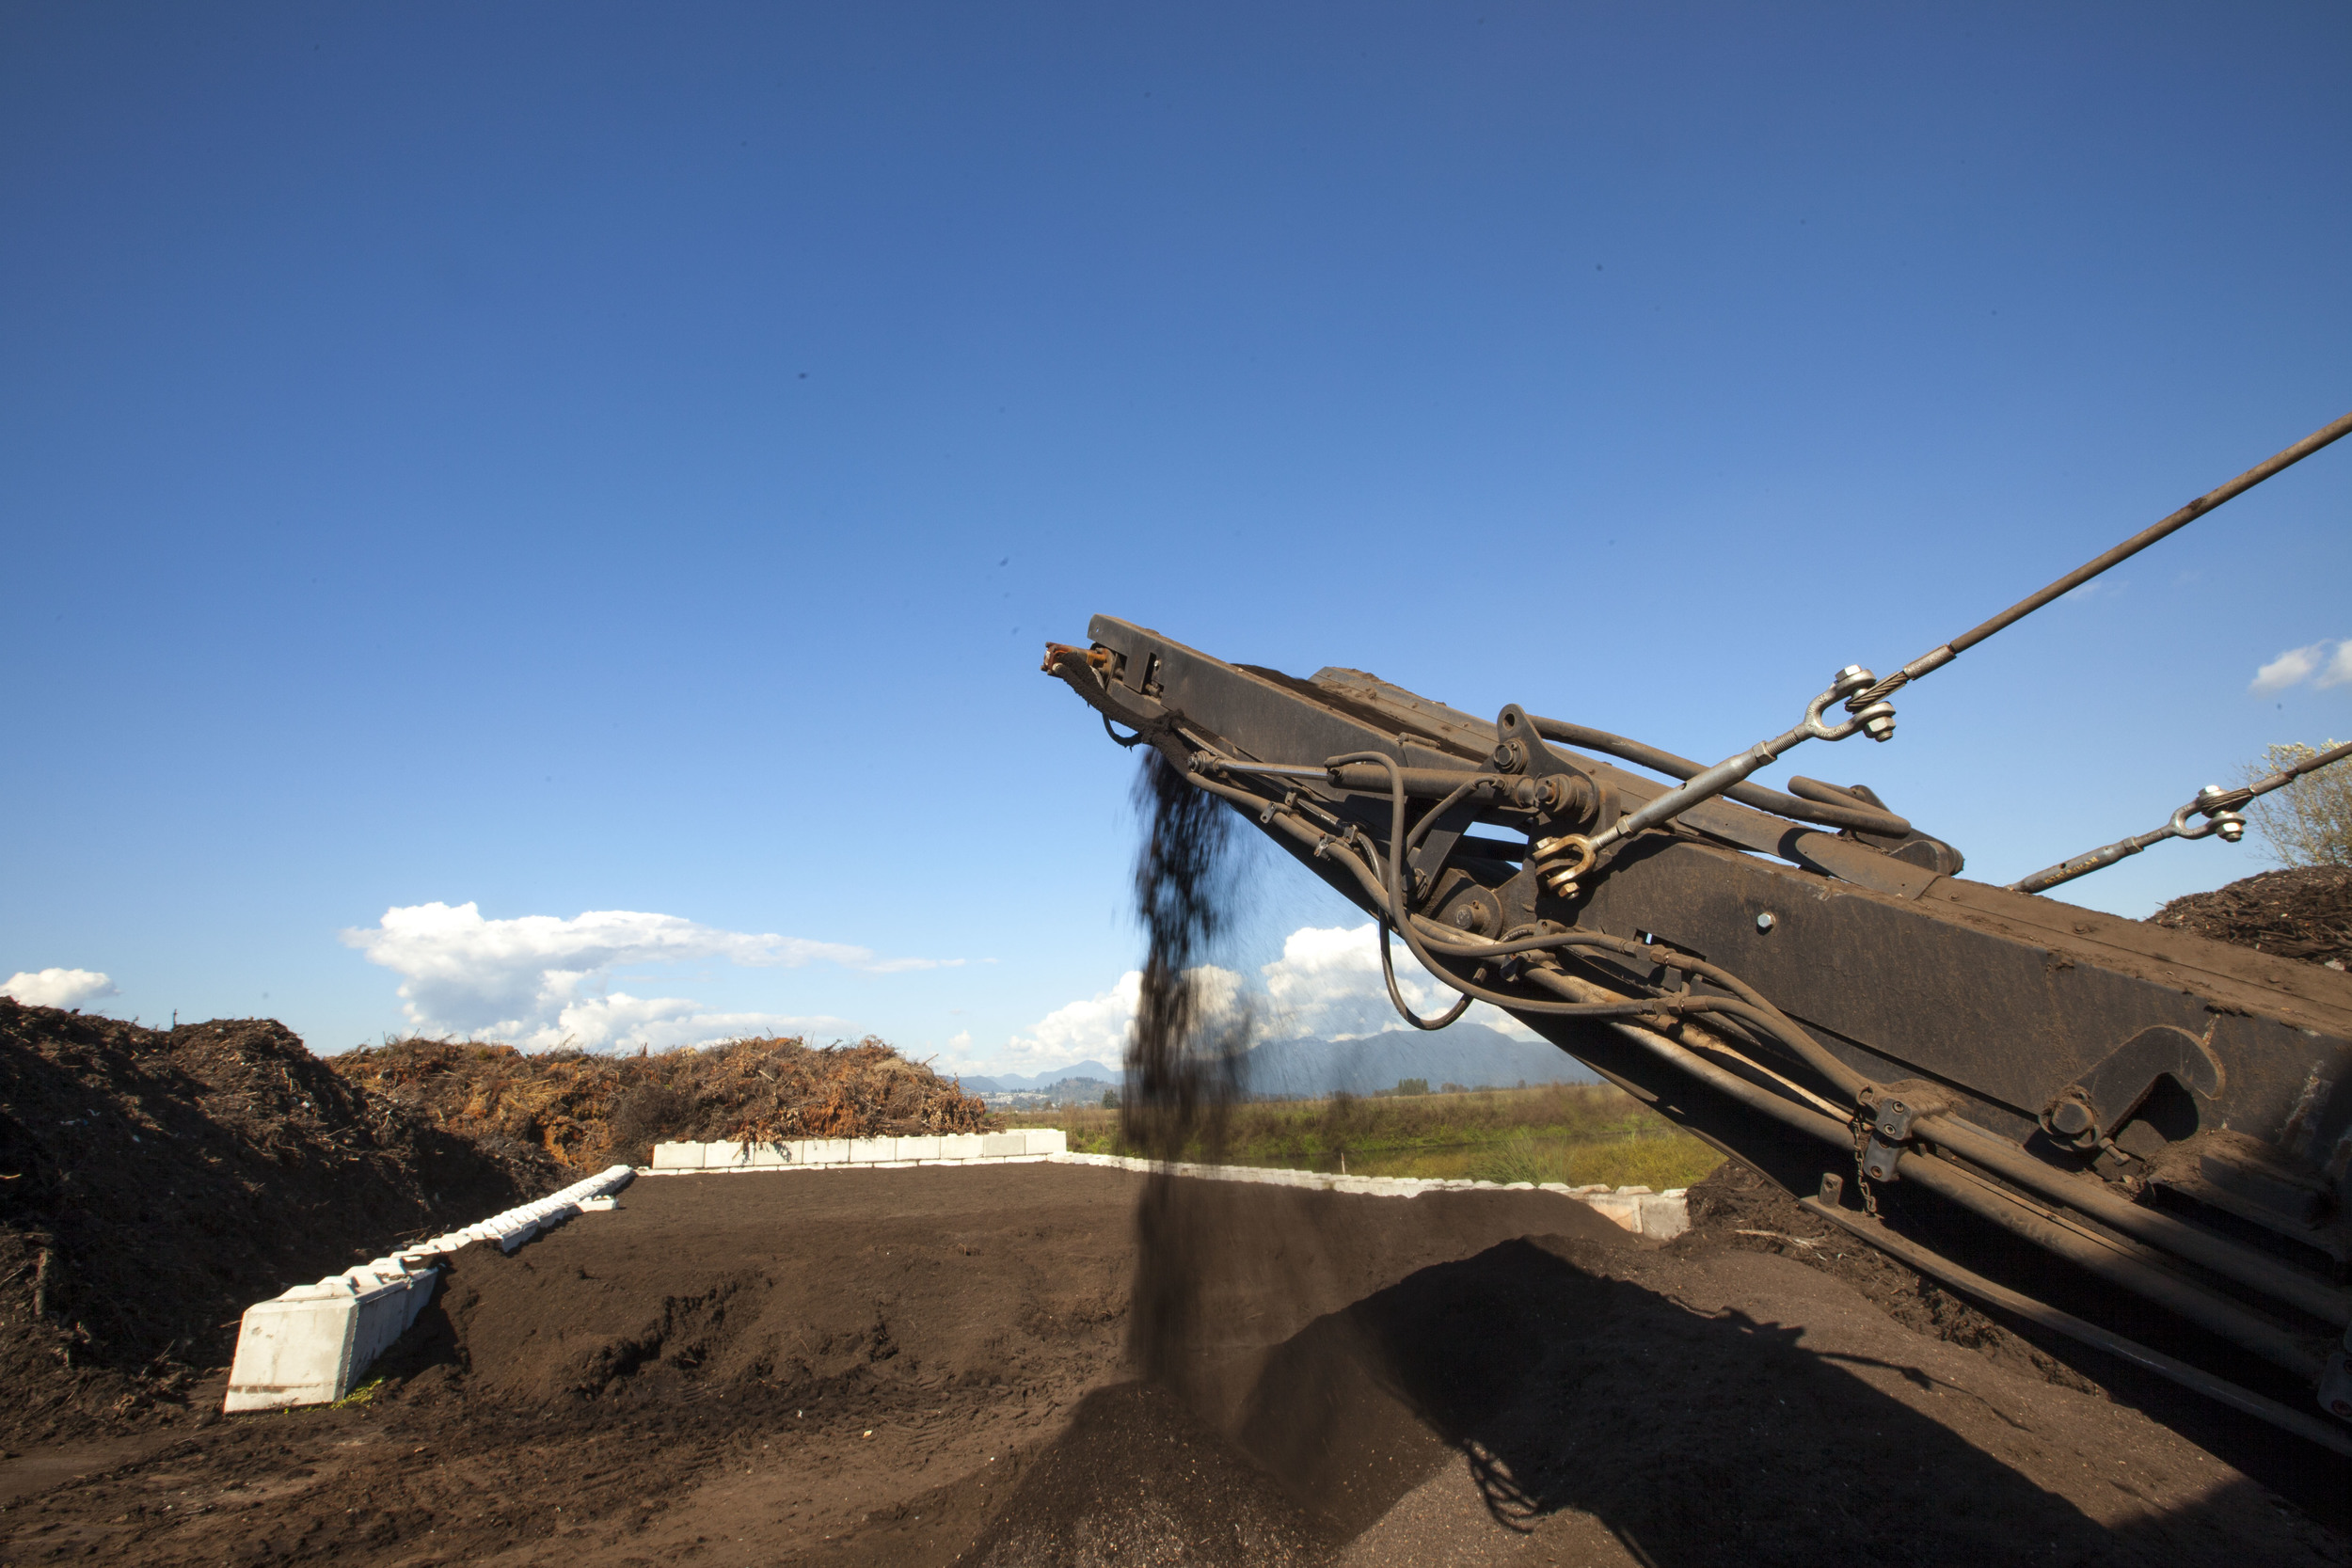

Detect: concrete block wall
[1047,1151,1690,1240]
[639,1135,1687,1240]
[646,1128,1066,1171]
[224,1164,636,1413]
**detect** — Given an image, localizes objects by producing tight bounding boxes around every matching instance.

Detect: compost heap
[0,1001,554,1444]
[0,1004,988,1445]
[331,1033,990,1172]
[2149,863,2352,969]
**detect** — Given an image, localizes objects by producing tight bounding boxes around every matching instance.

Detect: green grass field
[997,1081,1724,1191]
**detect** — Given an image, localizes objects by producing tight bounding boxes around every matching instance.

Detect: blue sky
[4,2,2347,1075]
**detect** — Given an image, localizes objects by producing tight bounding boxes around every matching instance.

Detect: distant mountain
[952,1059,1119,1095]
[1234,1023,1595,1099]
[955,1030,1591,1101]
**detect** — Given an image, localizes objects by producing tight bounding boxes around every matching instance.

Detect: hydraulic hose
[1554,981,2328,1380]
[1915,1112,2352,1330]
[1526,716,1913,835]
[1798,1197,2352,1460]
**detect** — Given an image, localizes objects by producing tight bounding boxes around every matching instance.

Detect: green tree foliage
[2245,740,2352,867]
[1392,1077,1430,1096]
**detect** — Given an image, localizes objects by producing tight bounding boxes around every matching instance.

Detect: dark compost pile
[0,1000,554,1444]
[2149,864,2352,969]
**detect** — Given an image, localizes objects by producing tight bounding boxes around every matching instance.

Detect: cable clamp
[1812,666,1897,744]
[2171,785,2247,844]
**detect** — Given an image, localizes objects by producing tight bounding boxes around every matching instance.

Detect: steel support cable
[1796,1196,2352,1460]
[2185,736,2352,816]
[2010,738,2352,895]
[1524,717,1914,836]
[1855,407,2352,708]
[1914,1112,2352,1330]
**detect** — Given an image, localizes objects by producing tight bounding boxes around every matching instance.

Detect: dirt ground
[2,1163,2343,1568]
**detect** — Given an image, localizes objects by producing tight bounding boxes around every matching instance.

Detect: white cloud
[982,922,1535,1077]
[2250,639,2346,695]
[1258,924,1536,1043]
[1,968,119,1009]
[2324,642,2352,690]
[544,994,850,1053]
[342,900,946,1051]
[999,970,1147,1071]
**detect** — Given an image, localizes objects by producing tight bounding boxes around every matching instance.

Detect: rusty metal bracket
[2040,1025,2223,1151]
[1856,1080,1954,1184]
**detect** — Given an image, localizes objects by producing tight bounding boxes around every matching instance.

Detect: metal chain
[1850,1116,1882,1218]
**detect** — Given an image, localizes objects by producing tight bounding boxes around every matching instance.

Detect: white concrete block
[804,1138,850,1164]
[225,1266,438,1414]
[897,1135,942,1161]
[939,1133,985,1159]
[1583,1194,1643,1234]
[227,1296,359,1412]
[1635,1193,1690,1241]
[850,1137,896,1163]
[579,1195,618,1212]
[650,1141,705,1169]
[748,1141,794,1167]
[706,1141,755,1168]
[1018,1129,1068,1156]
[981,1132,1028,1157]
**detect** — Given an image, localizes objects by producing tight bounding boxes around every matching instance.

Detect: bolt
[1863,714,1896,742]
[1756,912,1776,932]
[2048,1097,2094,1137]
[1494,741,1521,771]
[1452,904,1480,930]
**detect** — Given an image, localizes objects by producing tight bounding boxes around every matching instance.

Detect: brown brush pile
[330,1035,993,1171]
[2148,865,2352,969]
[0,1000,558,1444]
[0,1006,986,1443]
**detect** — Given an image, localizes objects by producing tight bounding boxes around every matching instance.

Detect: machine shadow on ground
[1215,1235,2308,1568]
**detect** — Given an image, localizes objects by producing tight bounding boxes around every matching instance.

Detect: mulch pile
[2148,864,2352,969]
[0,1007,991,1449]
[329,1035,992,1171]
[0,1000,558,1446]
